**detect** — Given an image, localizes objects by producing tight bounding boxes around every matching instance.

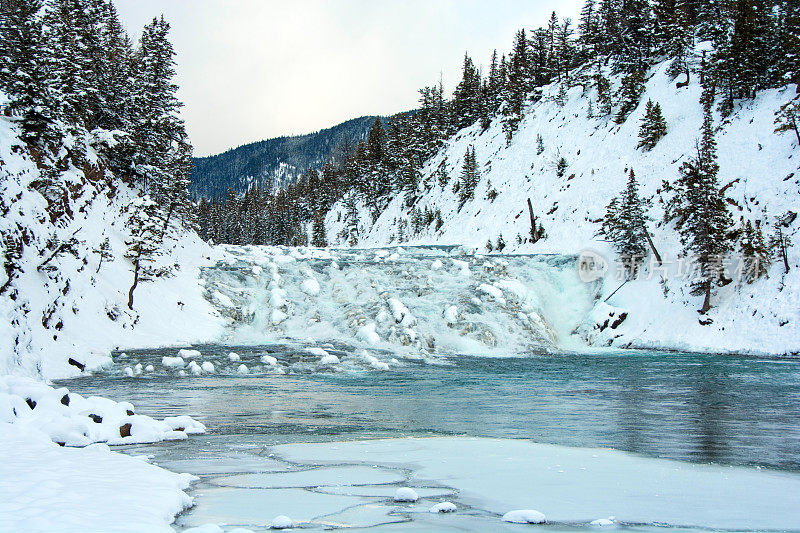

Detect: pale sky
[113,1,582,157]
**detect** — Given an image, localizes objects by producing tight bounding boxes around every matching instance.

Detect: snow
[319,354,340,365]
[320,55,800,356]
[300,278,320,295]
[502,509,547,524]
[272,437,800,531]
[270,515,293,529]
[590,516,617,527]
[0,373,209,532]
[0,423,195,533]
[430,501,457,513]
[260,354,278,366]
[357,323,381,345]
[393,487,419,502]
[162,356,185,368]
[271,309,288,325]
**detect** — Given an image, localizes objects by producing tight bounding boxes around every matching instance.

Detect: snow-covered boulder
[270,515,293,529]
[502,509,546,524]
[430,501,457,513]
[162,356,185,368]
[394,487,419,502]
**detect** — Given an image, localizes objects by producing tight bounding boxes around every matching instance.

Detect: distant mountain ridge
[190,115,386,199]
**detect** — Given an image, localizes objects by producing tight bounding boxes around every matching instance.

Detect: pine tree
[665,84,733,313]
[615,70,645,123]
[598,169,651,277]
[739,220,770,282]
[458,146,479,209]
[578,0,598,61]
[502,29,531,141]
[125,195,161,310]
[94,236,113,273]
[638,99,668,150]
[774,99,800,144]
[0,0,56,145]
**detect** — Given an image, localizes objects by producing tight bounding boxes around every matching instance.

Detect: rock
[88,414,102,424]
[25,398,36,410]
[126,409,134,416]
[270,515,293,529]
[68,358,85,371]
[119,423,132,438]
[60,394,70,406]
[394,487,419,502]
[501,510,546,524]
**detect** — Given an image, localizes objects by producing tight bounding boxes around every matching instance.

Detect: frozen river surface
[60,247,800,532]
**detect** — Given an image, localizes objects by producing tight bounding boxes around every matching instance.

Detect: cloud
[113,0,582,156]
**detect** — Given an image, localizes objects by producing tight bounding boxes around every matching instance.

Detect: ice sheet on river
[202,245,599,359]
[267,437,800,531]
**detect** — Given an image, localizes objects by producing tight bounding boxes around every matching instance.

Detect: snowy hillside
[0,113,224,380]
[325,59,800,356]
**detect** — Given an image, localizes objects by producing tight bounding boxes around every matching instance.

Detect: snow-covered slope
[325,59,800,355]
[0,113,225,380]
[0,100,228,531]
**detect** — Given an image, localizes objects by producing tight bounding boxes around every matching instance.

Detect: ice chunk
[590,516,617,527]
[237,364,249,374]
[320,354,340,365]
[394,487,419,502]
[270,515,293,529]
[228,352,240,361]
[357,323,380,345]
[430,501,457,513]
[188,361,203,375]
[271,309,288,325]
[162,356,185,368]
[300,278,320,295]
[431,259,443,270]
[305,347,329,357]
[178,349,201,358]
[387,298,409,324]
[260,354,278,365]
[201,361,215,373]
[444,305,458,325]
[502,510,546,524]
[144,365,154,372]
[123,367,134,377]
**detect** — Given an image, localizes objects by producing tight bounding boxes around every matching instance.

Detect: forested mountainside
[189,115,388,199]
[199,0,799,354]
[0,0,220,377]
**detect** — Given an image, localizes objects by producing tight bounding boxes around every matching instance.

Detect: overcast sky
[113,1,582,157]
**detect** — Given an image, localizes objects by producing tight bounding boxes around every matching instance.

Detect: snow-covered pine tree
[739,220,770,282]
[774,99,799,144]
[458,146,478,209]
[502,29,531,142]
[0,0,56,145]
[637,99,668,150]
[665,84,733,313]
[311,212,327,247]
[124,195,161,310]
[94,236,113,273]
[598,169,651,277]
[615,70,645,124]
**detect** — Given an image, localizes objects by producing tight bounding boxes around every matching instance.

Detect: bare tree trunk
[643,228,662,266]
[127,259,140,310]
[527,198,537,242]
[700,281,712,314]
